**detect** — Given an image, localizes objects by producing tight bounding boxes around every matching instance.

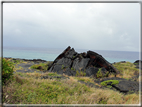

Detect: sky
[3,3,140,52]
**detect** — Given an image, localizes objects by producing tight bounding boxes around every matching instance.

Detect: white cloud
[3,3,140,52]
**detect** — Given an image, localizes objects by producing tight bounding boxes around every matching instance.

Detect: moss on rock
[101,80,119,86]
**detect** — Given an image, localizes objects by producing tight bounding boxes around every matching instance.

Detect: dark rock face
[72,58,90,71]
[134,60,142,70]
[85,67,98,77]
[134,60,142,64]
[94,77,139,94]
[48,46,120,77]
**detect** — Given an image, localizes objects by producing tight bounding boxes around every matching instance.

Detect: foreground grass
[3,72,139,104]
[2,61,140,104]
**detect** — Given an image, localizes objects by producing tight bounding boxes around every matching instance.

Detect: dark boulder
[37,66,43,70]
[134,60,142,70]
[86,51,120,75]
[94,77,139,94]
[134,60,142,64]
[112,80,139,93]
[48,46,120,78]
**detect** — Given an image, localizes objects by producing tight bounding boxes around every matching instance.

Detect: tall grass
[2,72,139,104]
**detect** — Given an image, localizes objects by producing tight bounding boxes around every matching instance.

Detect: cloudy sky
[3,3,140,52]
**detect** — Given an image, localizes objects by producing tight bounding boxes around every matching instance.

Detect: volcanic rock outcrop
[48,46,120,78]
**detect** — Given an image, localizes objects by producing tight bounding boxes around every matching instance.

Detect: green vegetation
[61,65,64,69]
[75,70,79,76]
[31,62,50,71]
[112,62,139,79]
[71,67,75,71]
[13,59,23,64]
[73,55,75,59]
[75,70,86,77]
[75,77,94,83]
[96,68,109,78]
[2,59,140,104]
[3,72,91,104]
[96,68,102,78]
[107,85,112,88]
[101,80,119,86]
[13,66,23,72]
[6,58,23,64]
[2,58,14,85]
[3,71,139,104]
[80,71,86,76]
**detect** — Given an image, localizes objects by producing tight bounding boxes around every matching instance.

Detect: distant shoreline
[3,47,139,63]
[3,57,52,62]
[3,57,140,64]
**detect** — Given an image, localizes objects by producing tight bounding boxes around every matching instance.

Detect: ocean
[3,47,140,63]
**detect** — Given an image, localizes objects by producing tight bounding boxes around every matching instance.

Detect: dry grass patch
[75,77,94,83]
[68,76,78,82]
[26,72,42,78]
[112,62,139,79]
[124,93,139,104]
[13,66,23,72]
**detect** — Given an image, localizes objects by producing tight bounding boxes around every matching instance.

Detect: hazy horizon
[3,46,140,53]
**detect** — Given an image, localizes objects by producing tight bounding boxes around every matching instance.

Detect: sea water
[3,47,139,63]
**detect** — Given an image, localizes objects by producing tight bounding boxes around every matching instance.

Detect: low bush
[2,58,14,85]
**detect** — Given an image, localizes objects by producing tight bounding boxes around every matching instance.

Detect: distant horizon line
[3,46,139,53]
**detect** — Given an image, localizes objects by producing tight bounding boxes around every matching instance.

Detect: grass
[111,62,139,79]
[2,60,140,104]
[30,62,52,71]
[6,58,24,64]
[75,70,86,77]
[2,72,139,104]
[75,77,94,83]
[47,72,61,76]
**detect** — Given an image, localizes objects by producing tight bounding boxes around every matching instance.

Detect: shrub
[96,68,102,78]
[2,58,14,84]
